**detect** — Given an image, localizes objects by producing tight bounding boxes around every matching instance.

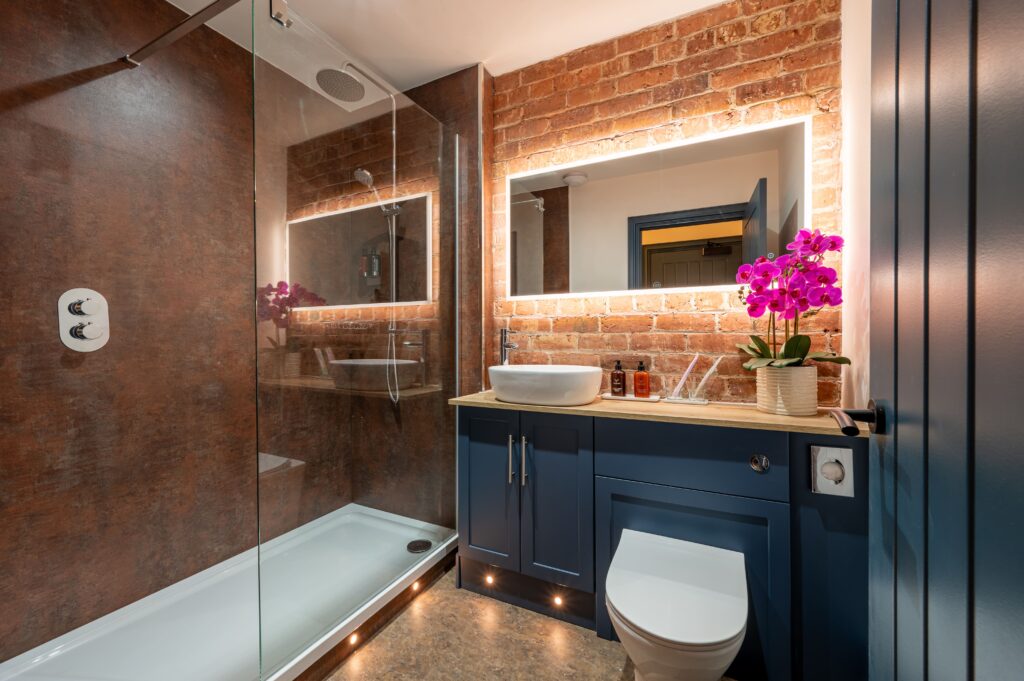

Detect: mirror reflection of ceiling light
[562,172,589,187]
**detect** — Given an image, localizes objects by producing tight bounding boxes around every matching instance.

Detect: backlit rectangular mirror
[506,120,808,296]
[288,194,431,307]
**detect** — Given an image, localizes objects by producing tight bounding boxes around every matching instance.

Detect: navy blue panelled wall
[870,0,1024,678]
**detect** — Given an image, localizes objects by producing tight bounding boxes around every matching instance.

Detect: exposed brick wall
[489,0,844,405]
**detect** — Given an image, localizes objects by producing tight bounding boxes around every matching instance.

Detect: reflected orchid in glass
[257,281,326,347]
[735,229,851,370]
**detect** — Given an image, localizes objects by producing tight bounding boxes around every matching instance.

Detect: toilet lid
[605,530,748,647]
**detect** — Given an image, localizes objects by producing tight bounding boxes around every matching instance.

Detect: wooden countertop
[449,391,861,437]
[261,376,443,399]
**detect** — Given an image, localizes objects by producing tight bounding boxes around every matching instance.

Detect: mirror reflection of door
[628,178,766,289]
[641,220,744,288]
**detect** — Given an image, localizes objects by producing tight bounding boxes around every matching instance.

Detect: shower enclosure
[0,1,461,679]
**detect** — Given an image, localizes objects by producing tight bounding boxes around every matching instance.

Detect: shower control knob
[68,298,103,316]
[69,322,105,341]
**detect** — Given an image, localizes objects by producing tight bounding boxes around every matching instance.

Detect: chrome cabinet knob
[750,454,770,474]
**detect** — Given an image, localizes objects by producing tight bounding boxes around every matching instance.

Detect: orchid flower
[735,229,851,370]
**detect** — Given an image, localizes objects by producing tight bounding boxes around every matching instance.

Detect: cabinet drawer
[594,418,788,502]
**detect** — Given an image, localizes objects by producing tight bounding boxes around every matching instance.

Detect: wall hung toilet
[606,530,748,681]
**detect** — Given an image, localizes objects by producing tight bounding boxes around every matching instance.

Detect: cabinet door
[595,476,791,681]
[519,412,594,592]
[457,407,519,570]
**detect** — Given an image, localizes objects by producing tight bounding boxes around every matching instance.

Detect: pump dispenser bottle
[611,360,626,396]
[634,361,650,398]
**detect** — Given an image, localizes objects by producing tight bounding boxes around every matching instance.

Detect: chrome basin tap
[500,328,519,365]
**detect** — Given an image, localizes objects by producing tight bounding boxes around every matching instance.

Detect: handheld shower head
[354,168,374,188]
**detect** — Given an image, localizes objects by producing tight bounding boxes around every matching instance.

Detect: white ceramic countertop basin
[329,358,419,391]
[488,364,602,407]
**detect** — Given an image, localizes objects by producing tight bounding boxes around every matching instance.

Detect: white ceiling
[170,0,722,91]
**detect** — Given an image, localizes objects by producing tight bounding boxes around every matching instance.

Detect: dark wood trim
[295,551,457,681]
[626,203,747,289]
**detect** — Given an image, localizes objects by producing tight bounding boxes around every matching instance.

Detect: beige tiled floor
[327,570,634,680]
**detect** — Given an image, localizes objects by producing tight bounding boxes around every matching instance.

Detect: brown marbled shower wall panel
[407,65,489,397]
[0,0,255,663]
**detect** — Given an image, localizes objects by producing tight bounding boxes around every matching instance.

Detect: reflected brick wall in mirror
[489,0,845,404]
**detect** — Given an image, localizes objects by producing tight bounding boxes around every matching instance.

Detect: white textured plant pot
[756,366,819,416]
[283,352,302,378]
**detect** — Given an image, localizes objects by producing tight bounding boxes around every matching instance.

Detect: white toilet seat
[606,529,748,647]
[605,530,749,681]
[606,598,745,653]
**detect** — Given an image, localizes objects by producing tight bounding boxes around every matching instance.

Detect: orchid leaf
[770,357,804,367]
[780,334,811,361]
[811,354,852,365]
[743,357,775,370]
[749,335,772,358]
[736,343,761,357]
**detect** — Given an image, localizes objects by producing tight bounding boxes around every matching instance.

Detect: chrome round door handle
[750,454,770,474]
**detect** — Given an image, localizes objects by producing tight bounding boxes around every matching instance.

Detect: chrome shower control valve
[58,288,110,352]
[69,322,105,341]
[68,298,103,316]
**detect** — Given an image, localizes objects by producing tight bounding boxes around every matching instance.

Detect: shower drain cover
[406,539,432,554]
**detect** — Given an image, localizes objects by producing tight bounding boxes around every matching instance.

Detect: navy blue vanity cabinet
[457,407,594,591]
[519,411,594,591]
[457,407,520,570]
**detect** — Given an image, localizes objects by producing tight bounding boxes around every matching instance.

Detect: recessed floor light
[553,595,564,606]
[485,574,494,585]
[412,581,420,591]
[349,633,359,645]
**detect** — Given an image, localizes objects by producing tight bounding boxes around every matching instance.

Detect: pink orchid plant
[257,281,326,348]
[735,229,851,370]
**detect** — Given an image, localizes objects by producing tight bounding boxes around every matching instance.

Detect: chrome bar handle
[507,434,514,485]
[520,435,528,487]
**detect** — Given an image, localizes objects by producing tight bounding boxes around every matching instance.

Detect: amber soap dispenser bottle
[634,361,651,398]
[611,360,626,396]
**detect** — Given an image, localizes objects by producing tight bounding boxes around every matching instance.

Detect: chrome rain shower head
[316,68,366,103]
